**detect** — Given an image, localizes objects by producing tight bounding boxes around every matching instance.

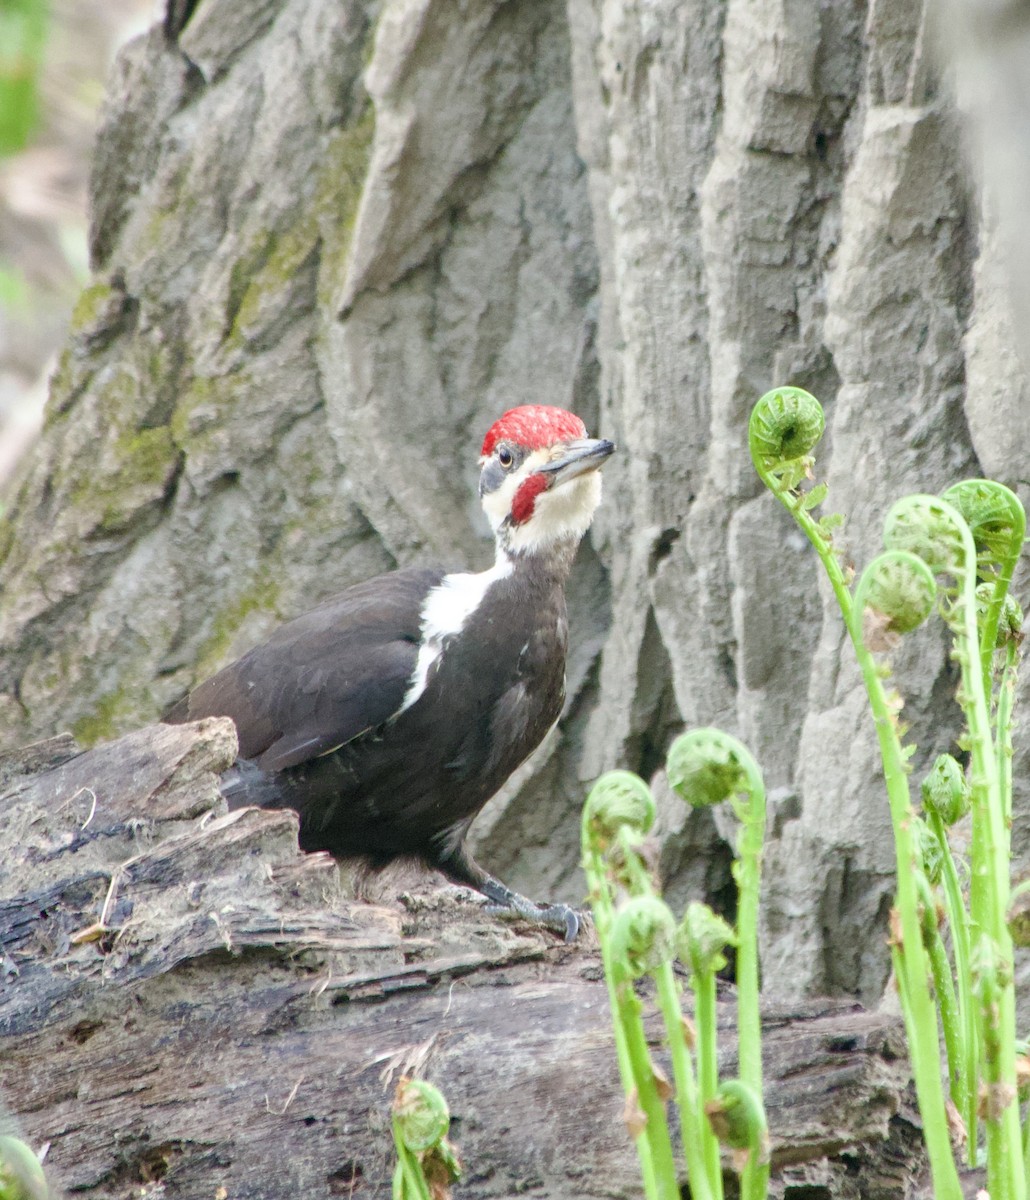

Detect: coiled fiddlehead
[882,495,968,579]
[667,729,748,810]
[978,587,1024,649]
[660,730,769,1200]
[611,896,678,979]
[749,386,825,470]
[854,550,938,648]
[583,770,656,850]
[704,1079,770,1169]
[748,388,836,540]
[942,479,1025,584]
[944,481,1025,694]
[921,754,970,827]
[747,391,978,1198]
[393,1079,450,1154]
[580,770,679,1200]
[391,1078,460,1200]
[678,902,737,978]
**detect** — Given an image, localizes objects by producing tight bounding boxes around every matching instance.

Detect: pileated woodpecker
[166,405,614,938]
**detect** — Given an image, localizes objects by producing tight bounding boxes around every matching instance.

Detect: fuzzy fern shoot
[583,732,770,1200]
[391,1078,460,1200]
[750,385,1026,1200]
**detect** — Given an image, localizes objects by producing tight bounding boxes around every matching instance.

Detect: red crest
[481,405,587,458]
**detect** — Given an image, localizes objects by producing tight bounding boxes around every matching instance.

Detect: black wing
[167,565,446,772]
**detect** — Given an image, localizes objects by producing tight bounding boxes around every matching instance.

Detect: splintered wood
[1,721,926,1198]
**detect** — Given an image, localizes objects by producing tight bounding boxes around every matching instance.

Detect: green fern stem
[692,963,722,1195]
[749,405,961,1200]
[611,847,723,1200]
[582,840,670,1200]
[926,931,962,1110]
[729,754,769,1200]
[614,968,680,1200]
[997,639,1019,835]
[918,871,964,1123]
[391,1148,432,1200]
[851,626,962,1200]
[927,807,978,1156]
[653,963,719,1200]
[939,508,1022,1200]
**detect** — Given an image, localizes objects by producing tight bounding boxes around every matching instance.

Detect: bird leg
[433,839,582,943]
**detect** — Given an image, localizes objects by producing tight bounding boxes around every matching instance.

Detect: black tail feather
[220,758,288,811]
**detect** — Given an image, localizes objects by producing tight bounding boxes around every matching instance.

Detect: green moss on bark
[69,279,117,331]
[192,573,281,681]
[72,685,137,746]
[226,102,376,341]
[0,516,13,567]
[70,423,180,534]
[315,102,376,309]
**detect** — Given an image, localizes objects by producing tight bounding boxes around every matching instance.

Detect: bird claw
[544,903,580,943]
[444,856,585,942]
[484,897,583,942]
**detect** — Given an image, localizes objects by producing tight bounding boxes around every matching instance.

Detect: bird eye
[498,446,514,468]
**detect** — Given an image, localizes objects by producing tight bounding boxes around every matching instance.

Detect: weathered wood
[1,721,927,1198]
[0,734,80,790]
[3,0,1029,1012]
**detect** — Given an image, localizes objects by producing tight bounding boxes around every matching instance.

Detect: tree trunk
[1,722,932,1198]
[0,0,1026,1006]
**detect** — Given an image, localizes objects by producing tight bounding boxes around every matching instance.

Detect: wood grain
[1,721,928,1198]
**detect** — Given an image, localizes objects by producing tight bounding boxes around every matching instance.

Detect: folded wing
[166,565,447,772]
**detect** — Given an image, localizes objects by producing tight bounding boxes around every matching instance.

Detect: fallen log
[0,720,927,1197]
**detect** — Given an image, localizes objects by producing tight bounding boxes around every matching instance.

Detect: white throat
[482,469,603,558]
[510,471,602,555]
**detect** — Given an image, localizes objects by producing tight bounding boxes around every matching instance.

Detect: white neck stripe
[396,555,514,716]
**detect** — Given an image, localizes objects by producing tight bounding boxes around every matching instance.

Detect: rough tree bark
[1,723,931,1198]
[0,0,1027,1013]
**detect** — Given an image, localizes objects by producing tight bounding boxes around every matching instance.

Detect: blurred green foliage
[0,0,49,157]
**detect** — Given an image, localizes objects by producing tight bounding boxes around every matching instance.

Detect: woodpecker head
[478,405,615,557]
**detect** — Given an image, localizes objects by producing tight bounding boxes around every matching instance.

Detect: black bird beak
[536,437,616,488]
